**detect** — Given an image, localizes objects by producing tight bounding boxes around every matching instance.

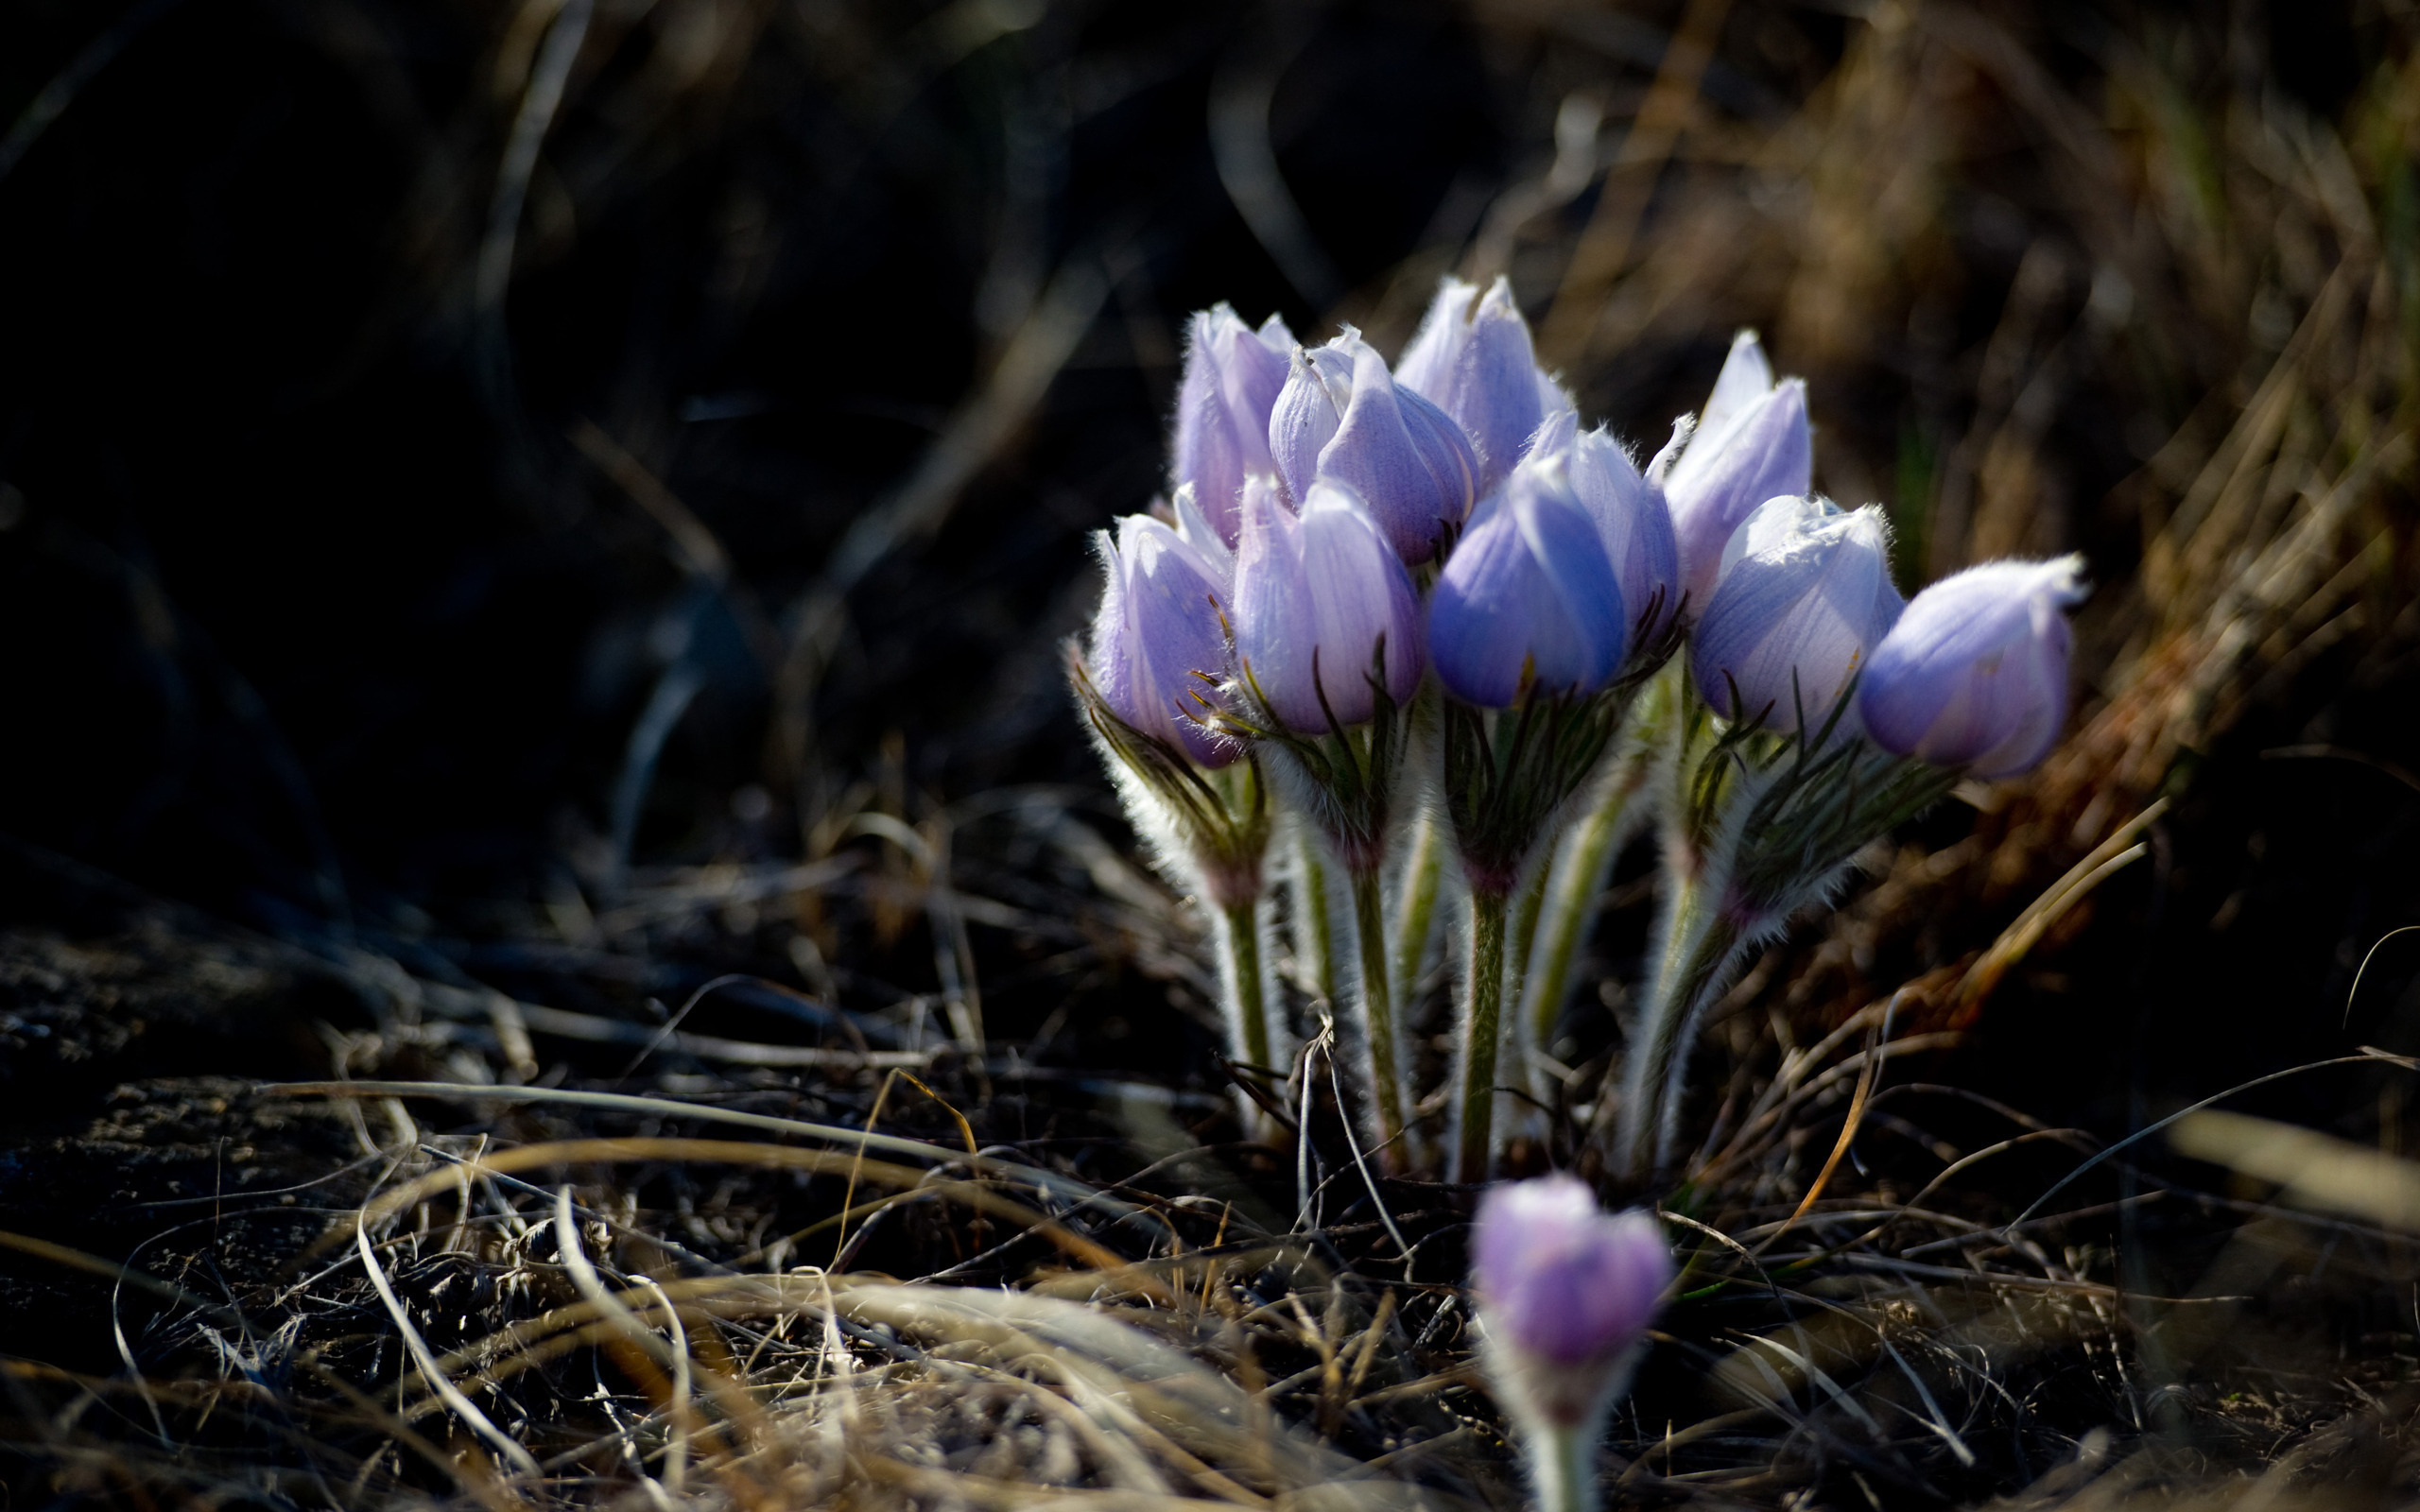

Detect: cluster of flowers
[1075,275,2083,1187]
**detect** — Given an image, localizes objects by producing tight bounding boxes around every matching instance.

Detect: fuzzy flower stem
[1506,865,1548,1046]
[1456,887,1511,1182]
[1613,874,1748,1179]
[1523,755,1650,1058]
[1391,809,1444,1008]
[1219,899,1272,1074]
[1297,833,1339,1006]
[1528,1424,1598,1512]
[1349,865,1410,1170]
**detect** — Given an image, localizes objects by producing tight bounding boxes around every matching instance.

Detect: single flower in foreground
[1473,1177,1672,1512]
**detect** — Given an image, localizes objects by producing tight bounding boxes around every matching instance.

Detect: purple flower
[1472,1176,1671,1427]
[1172,304,1295,546]
[1691,496,1903,734]
[1395,276,1573,495]
[1860,556,2085,779]
[1087,512,1236,766]
[1429,455,1628,708]
[1660,332,1812,611]
[1535,409,1684,645]
[1232,474,1425,732]
[1268,331,1478,565]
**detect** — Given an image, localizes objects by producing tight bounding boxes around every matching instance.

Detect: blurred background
[2,0,2418,1129]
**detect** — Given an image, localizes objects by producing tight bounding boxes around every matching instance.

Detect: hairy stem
[1296,833,1339,1006]
[1391,809,1443,1008]
[1214,898,1280,1139]
[1456,887,1511,1182]
[1348,866,1409,1172]
[1612,872,1745,1180]
[1220,899,1271,1072]
[1506,863,1547,1037]
[1522,747,1653,1058]
[1527,1424,1597,1512]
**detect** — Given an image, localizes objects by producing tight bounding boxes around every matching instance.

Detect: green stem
[1216,898,1280,1140]
[1456,888,1510,1182]
[1505,863,1547,1059]
[1297,834,1339,1006]
[1522,754,1651,1059]
[1611,874,1744,1180]
[1221,899,1271,1074]
[1348,867,1409,1171]
[1390,809,1443,1008]
[1527,1424,1597,1512]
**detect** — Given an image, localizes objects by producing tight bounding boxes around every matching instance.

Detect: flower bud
[1269,332,1478,565]
[1232,474,1425,732]
[1661,332,1811,610]
[1429,454,1627,708]
[1087,513,1236,766]
[1472,1176,1671,1430]
[1535,409,1684,644]
[1860,556,2085,779]
[1691,495,1903,733]
[1396,276,1570,495]
[1172,304,1295,545]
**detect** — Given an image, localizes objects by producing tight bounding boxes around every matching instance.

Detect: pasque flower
[1536,410,1684,644]
[1474,1177,1672,1512]
[1268,332,1479,565]
[1691,495,1903,733]
[1660,332,1812,611]
[1232,473,1424,732]
[1429,454,1628,709]
[1860,555,2085,778]
[1172,304,1295,545]
[1086,512,1236,766]
[1395,276,1572,495]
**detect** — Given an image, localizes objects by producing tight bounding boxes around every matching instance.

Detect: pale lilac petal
[1172,305,1292,545]
[1267,344,1342,506]
[1234,476,1422,731]
[1317,337,1478,564]
[1691,500,1898,732]
[1668,379,1813,609]
[1088,515,1235,765]
[1860,556,2084,778]
[1568,425,1684,640]
[1696,329,1774,447]
[1429,458,1626,708]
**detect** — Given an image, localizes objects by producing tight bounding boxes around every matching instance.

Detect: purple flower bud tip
[1665,333,1812,610]
[1429,453,1627,708]
[1697,329,1775,445]
[1397,276,1564,496]
[1232,474,1425,733]
[1473,1177,1671,1424]
[1173,304,1296,548]
[1692,495,1903,735]
[1860,555,2086,779]
[1088,513,1237,766]
[1269,330,1478,565]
